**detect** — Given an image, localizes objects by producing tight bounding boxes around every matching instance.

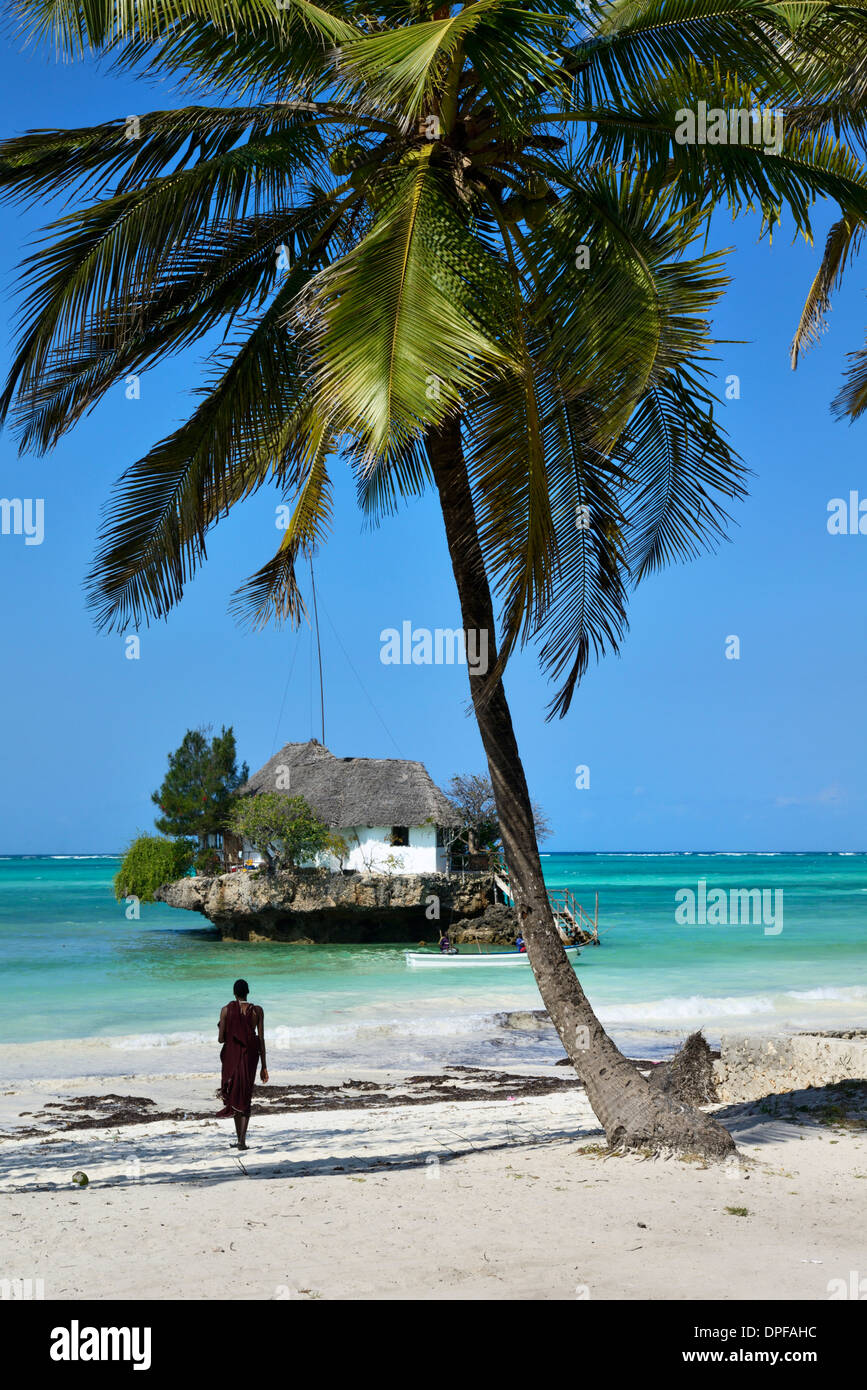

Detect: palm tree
[787,24,867,416]
[3,0,867,1156]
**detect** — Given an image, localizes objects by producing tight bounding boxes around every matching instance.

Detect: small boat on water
[404,944,581,968]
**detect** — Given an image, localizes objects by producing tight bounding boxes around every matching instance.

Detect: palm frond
[230,414,334,629]
[333,1,498,119]
[350,433,432,520]
[13,0,357,54]
[1,126,331,447]
[577,61,867,235]
[334,0,568,121]
[0,104,331,205]
[791,213,863,366]
[573,0,795,107]
[622,368,747,581]
[307,150,511,453]
[517,392,631,719]
[6,191,354,451]
[84,272,318,631]
[832,336,867,419]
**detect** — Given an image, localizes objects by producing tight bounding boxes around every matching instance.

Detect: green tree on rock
[152,726,248,849]
[228,792,331,872]
[114,834,194,904]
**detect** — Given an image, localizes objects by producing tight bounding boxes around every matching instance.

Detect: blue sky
[0,36,865,853]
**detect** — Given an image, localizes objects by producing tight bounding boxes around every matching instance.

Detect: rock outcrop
[449,901,518,945]
[155,867,496,942]
[713,1031,867,1103]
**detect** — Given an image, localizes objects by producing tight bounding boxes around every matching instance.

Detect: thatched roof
[240,740,457,828]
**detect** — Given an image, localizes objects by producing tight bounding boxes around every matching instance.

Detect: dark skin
[218,994,268,1150]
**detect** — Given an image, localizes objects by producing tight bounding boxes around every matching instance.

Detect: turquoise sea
[1,853,865,1080]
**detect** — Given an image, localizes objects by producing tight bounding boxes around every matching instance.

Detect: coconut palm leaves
[0,113,333,450]
[578,59,867,236]
[830,334,867,417]
[14,0,357,53]
[781,2,867,413]
[307,151,511,452]
[229,410,336,630]
[3,0,867,708]
[84,293,311,632]
[790,212,863,367]
[333,0,571,122]
[467,170,743,709]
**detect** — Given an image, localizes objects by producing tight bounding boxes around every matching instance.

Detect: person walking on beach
[216,979,268,1150]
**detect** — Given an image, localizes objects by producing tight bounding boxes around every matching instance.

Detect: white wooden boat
[404,944,581,968]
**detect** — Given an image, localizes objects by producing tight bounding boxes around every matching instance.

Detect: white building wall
[241,823,441,874]
[331,824,439,874]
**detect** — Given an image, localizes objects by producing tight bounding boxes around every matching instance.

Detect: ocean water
[0,853,865,1080]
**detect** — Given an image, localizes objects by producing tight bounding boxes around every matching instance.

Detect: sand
[1,1063,865,1300]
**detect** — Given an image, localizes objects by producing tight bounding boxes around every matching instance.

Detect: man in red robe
[217,979,268,1149]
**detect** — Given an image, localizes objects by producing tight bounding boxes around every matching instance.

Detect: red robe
[219,1001,260,1116]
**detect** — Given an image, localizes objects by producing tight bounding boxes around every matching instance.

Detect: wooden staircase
[492,862,599,944]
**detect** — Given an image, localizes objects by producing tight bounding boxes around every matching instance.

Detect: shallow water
[1,853,864,1078]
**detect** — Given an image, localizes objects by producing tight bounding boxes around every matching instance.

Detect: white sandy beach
[1,1061,865,1301]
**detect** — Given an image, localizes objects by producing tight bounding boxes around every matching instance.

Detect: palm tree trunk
[427,418,734,1159]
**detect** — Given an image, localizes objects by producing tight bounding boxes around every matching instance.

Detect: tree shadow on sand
[0,1098,600,1192]
[714,1079,867,1148]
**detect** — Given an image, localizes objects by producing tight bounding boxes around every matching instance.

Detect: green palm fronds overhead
[4,0,867,712]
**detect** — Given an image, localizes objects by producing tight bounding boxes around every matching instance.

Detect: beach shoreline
[2,855,864,1300]
[2,1056,865,1301]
